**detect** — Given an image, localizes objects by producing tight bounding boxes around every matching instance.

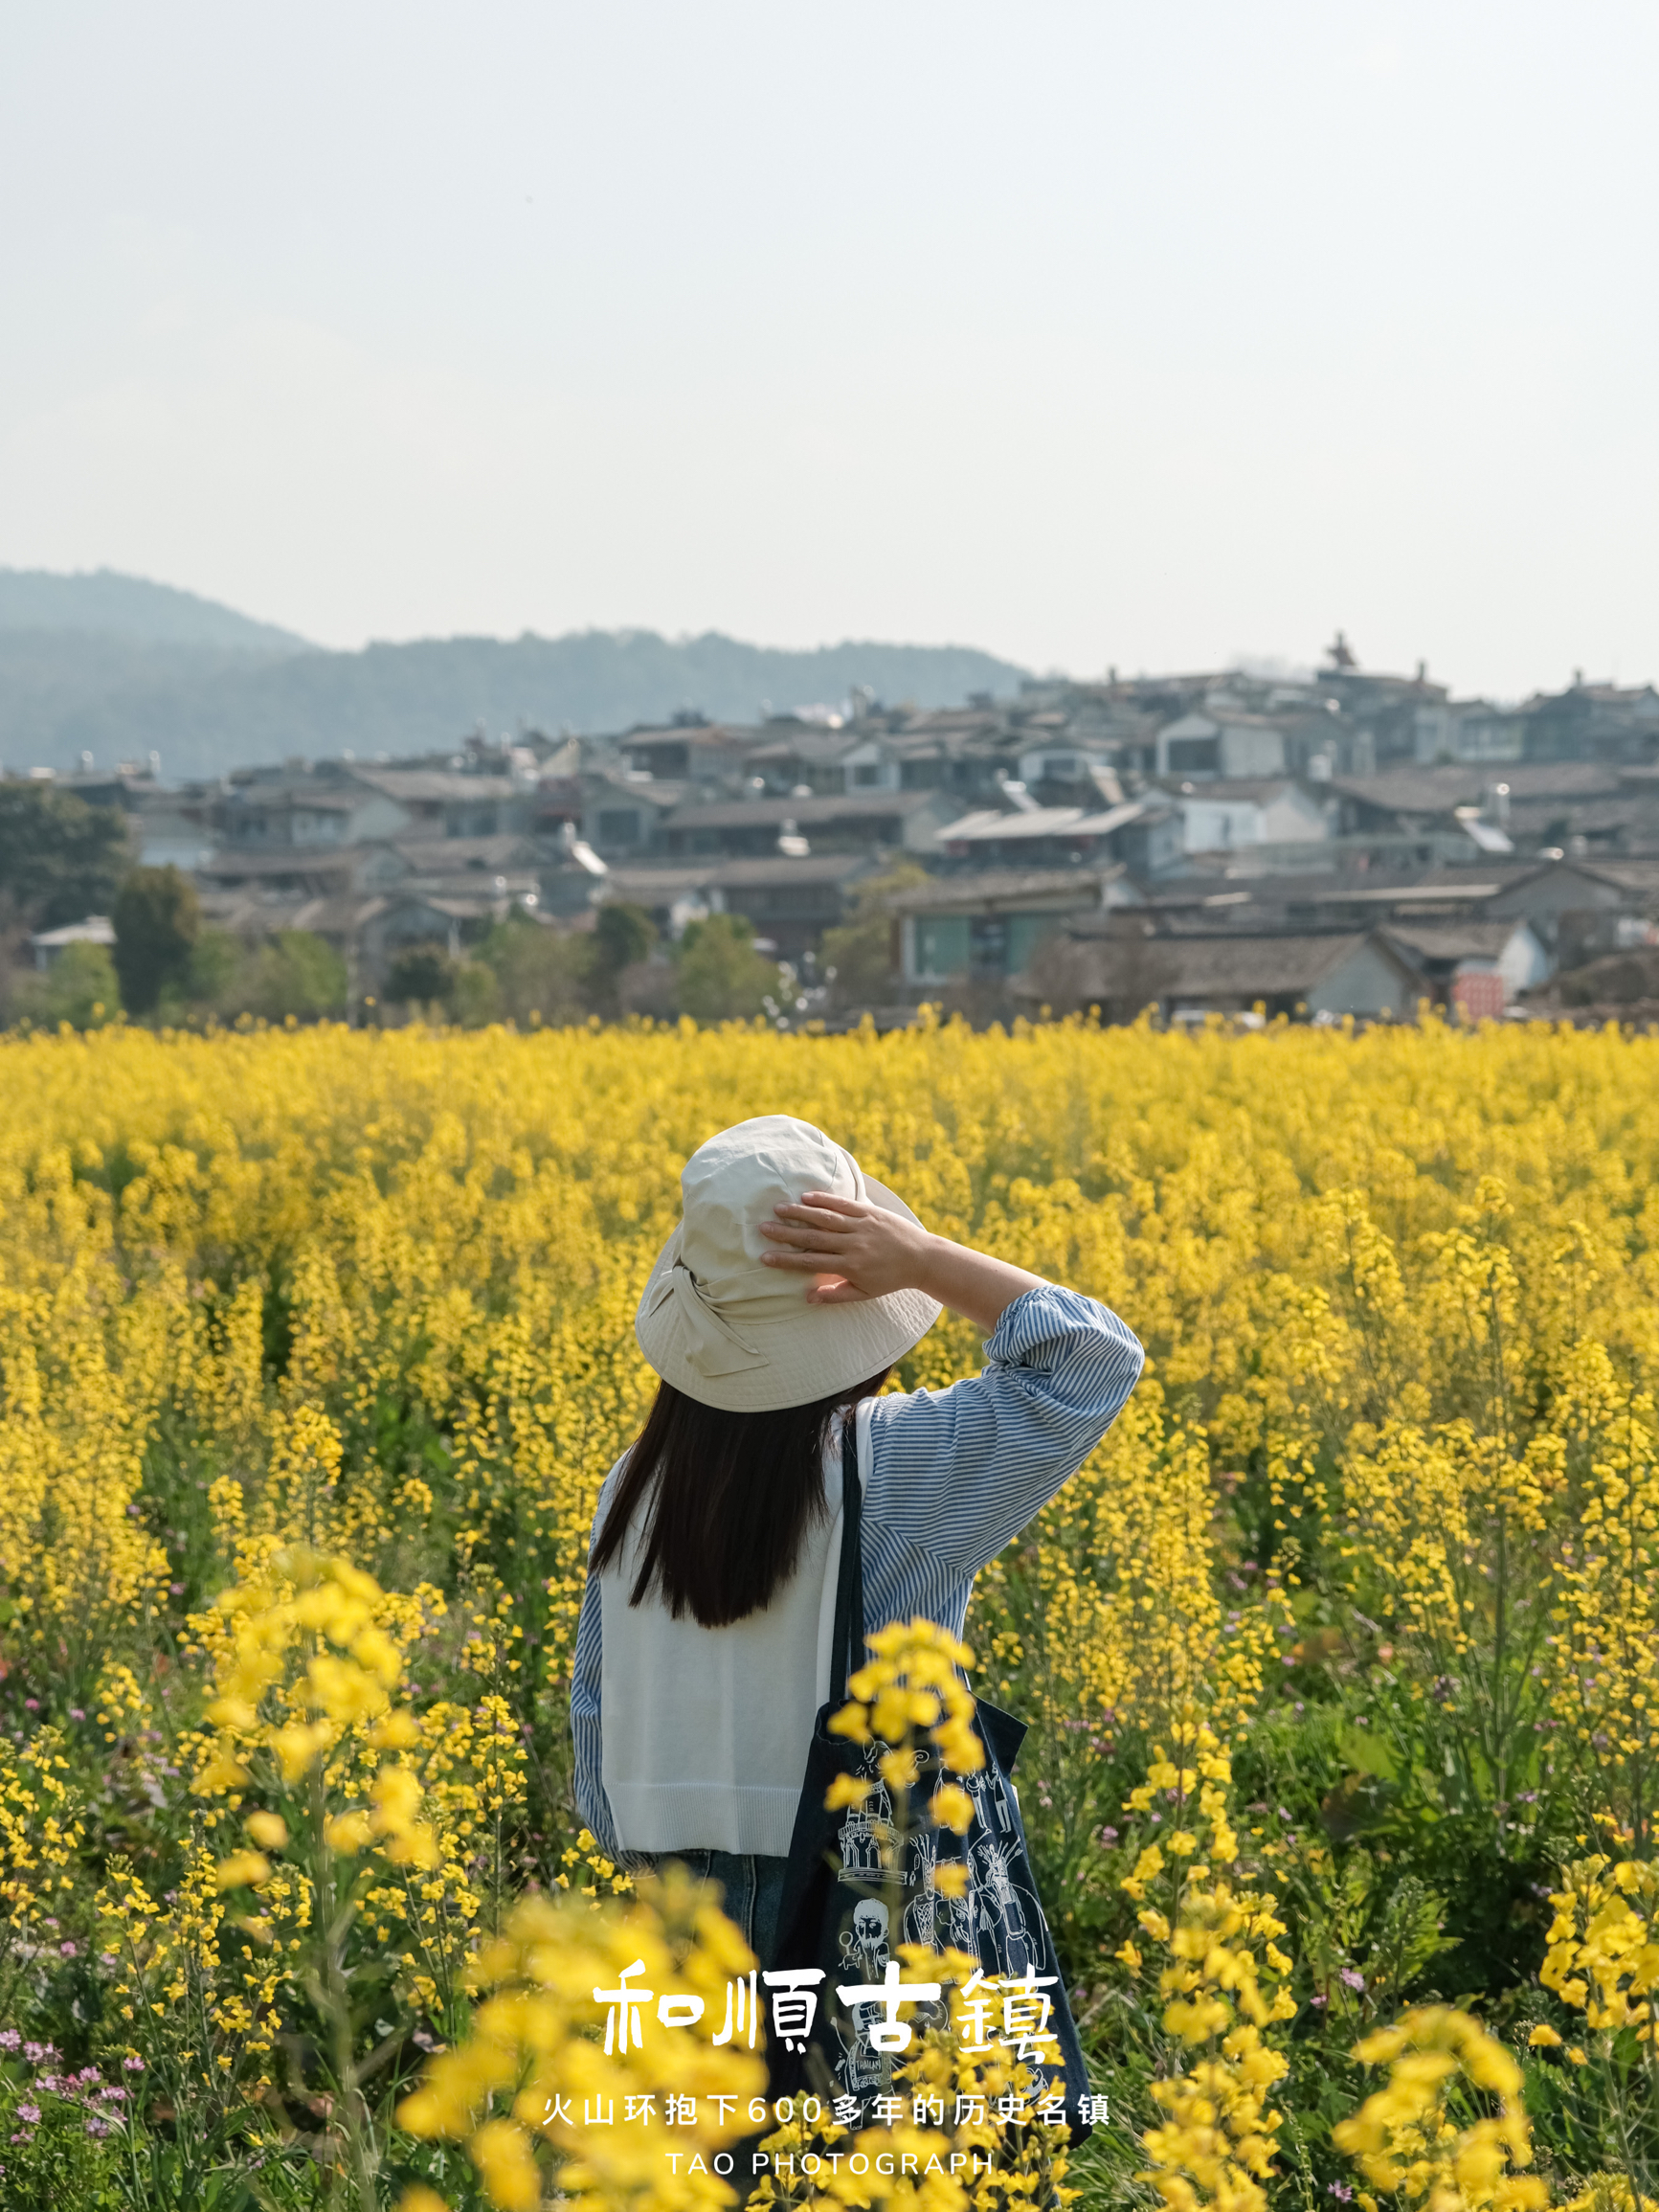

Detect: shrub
[675,911,780,1021]
[11,939,122,1029]
[111,866,199,1015]
[220,930,348,1022]
[819,862,928,1010]
[478,913,592,1025]
[385,941,459,1007]
[0,783,129,932]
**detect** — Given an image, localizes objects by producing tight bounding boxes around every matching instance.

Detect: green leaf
[1339,1725,1400,1782]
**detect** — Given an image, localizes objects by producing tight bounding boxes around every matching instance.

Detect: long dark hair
[590,1368,890,1629]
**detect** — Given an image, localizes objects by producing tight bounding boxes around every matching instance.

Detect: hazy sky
[3,3,1656,696]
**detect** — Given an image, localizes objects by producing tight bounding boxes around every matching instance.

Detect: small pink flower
[15,2105,39,2124]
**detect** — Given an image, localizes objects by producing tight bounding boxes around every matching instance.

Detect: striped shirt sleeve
[863,1283,1143,1593]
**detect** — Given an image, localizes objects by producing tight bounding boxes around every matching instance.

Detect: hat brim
[634,1175,943,1412]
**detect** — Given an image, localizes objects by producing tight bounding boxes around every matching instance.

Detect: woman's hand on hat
[759,1191,930,1305]
[761,1189,1049,1329]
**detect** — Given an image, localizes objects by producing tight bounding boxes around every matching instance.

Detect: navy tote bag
[768,1425,1095,2145]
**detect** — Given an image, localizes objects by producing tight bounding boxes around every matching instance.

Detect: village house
[1152,707,1342,781]
[597,851,878,960]
[207,762,533,850]
[937,797,1181,875]
[745,726,863,797]
[660,788,955,858]
[1518,680,1659,762]
[197,846,362,899]
[1379,918,1552,1014]
[618,721,753,787]
[29,914,116,969]
[1023,918,1424,1025]
[1330,760,1651,856]
[1164,777,1334,853]
[884,865,1133,987]
[570,772,686,858]
[1411,698,1528,764]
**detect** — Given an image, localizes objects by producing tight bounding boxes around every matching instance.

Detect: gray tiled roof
[1071,930,1415,995]
[350,769,519,802]
[1381,920,1528,959]
[886,866,1121,914]
[1334,761,1625,813]
[605,853,874,894]
[663,791,942,829]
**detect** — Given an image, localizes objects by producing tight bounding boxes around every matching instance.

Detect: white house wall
[1180,801,1266,852]
[1177,788,1328,852]
[345,795,418,844]
[1260,789,1333,842]
[1307,944,1417,1018]
[1496,924,1552,995]
[841,744,901,792]
[899,801,953,853]
[1218,724,1289,777]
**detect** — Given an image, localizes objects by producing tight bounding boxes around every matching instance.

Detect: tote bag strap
[828,1415,866,1707]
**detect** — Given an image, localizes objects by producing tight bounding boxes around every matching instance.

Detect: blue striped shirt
[571,1283,1144,1855]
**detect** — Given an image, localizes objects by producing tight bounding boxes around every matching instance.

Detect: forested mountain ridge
[0,570,1031,781]
[0,567,308,653]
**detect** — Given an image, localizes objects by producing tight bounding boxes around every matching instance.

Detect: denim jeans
[632,1849,791,1973]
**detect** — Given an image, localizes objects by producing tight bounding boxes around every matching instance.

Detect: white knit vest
[597,1404,866,1857]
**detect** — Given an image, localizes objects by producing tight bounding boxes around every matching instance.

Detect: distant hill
[0,573,1032,782]
[0,567,308,653]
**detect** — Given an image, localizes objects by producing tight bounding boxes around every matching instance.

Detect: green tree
[385,941,457,1007]
[0,783,130,929]
[111,864,200,1015]
[449,959,502,1027]
[478,912,593,1025]
[186,925,245,1006]
[13,939,122,1029]
[588,901,657,1018]
[224,931,348,1022]
[819,862,928,1009]
[674,912,781,1023]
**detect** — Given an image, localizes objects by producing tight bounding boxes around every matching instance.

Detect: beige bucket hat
[635,1115,942,1412]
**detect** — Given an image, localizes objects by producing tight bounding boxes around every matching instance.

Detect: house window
[1167,737,1220,774]
[969,914,1009,976]
[596,809,641,844]
[851,761,883,787]
[913,915,970,978]
[1005,914,1059,973]
[633,743,688,777]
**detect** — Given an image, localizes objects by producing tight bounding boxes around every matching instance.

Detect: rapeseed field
[0,1015,1655,2211]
